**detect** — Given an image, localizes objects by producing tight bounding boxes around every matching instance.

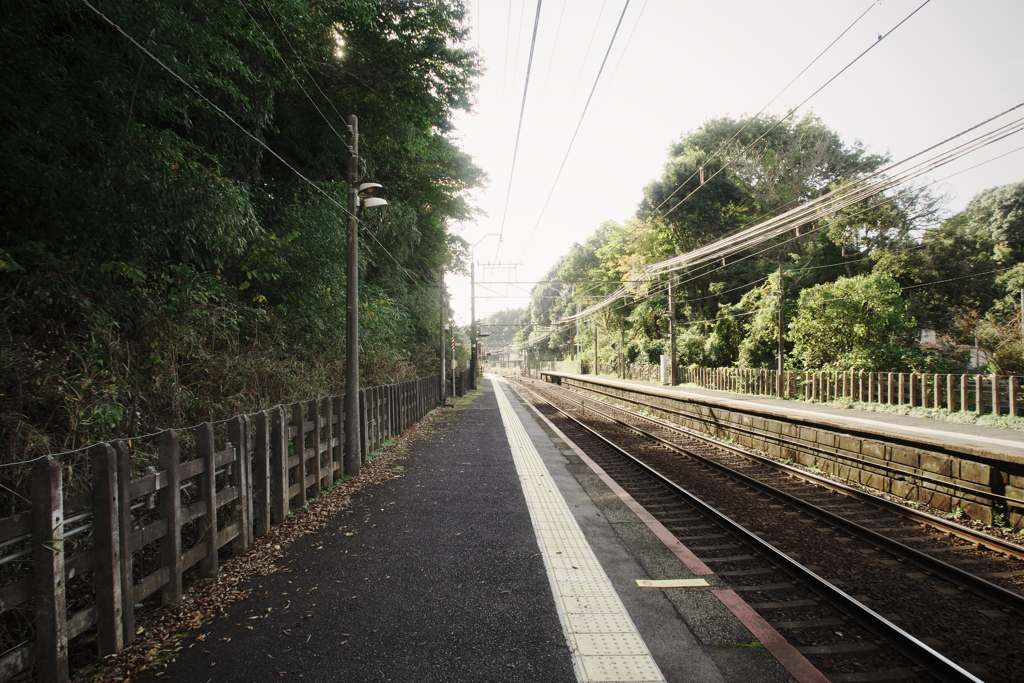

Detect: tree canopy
[497,114,1022,378]
[0,0,484,462]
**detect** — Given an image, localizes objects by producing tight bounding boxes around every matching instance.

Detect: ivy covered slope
[0,0,484,462]
[520,114,1022,377]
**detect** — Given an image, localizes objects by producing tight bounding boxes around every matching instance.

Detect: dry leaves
[73,402,456,683]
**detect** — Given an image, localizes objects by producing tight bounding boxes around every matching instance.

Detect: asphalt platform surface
[141,384,576,682]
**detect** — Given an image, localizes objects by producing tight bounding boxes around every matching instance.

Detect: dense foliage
[0,0,484,465]
[508,114,1023,378]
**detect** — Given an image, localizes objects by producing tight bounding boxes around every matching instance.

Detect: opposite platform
[541,373,1024,460]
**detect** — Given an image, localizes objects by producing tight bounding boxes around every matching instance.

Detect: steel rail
[561,378,1014,505]
[511,379,983,683]
[533,379,1024,613]
[558,377,1024,558]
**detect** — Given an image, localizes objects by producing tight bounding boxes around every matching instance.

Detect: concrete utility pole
[469,259,475,388]
[469,234,499,390]
[440,277,446,403]
[668,273,677,385]
[620,327,625,380]
[777,264,785,396]
[594,322,599,376]
[344,115,360,477]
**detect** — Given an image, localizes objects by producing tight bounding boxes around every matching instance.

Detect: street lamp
[470,233,500,388]
[345,115,387,478]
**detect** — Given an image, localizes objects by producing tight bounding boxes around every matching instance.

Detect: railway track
[509,377,1024,683]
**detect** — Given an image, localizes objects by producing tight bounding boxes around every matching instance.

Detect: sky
[445,0,1024,326]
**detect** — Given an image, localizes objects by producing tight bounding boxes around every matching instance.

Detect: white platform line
[492,377,666,683]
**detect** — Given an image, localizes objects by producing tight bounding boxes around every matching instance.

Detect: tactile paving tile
[559,595,625,613]
[579,655,665,682]
[570,632,650,656]
[554,581,619,599]
[493,378,666,683]
[552,559,605,574]
[566,612,639,633]
[553,567,607,583]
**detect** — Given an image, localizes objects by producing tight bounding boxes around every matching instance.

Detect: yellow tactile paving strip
[493,378,666,683]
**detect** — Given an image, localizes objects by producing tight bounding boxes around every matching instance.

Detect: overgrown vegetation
[509,114,1023,379]
[0,0,485,467]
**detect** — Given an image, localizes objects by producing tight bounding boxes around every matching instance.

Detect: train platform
[543,373,1024,461]
[138,376,822,683]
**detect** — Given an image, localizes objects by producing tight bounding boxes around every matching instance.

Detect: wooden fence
[589,362,660,383]
[0,375,441,683]
[685,367,1023,417]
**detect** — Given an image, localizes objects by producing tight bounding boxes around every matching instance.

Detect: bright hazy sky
[445,0,1024,325]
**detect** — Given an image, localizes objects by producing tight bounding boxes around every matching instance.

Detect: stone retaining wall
[552,374,1024,528]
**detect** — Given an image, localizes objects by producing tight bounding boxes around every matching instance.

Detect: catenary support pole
[668,273,677,385]
[778,263,785,396]
[440,278,446,403]
[345,115,360,477]
[621,326,625,379]
[470,259,476,389]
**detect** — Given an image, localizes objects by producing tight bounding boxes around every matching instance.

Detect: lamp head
[357,182,383,198]
[362,197,388,209]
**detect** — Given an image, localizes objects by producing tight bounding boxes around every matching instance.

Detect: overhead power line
[80,0,436,298]
[553,101,1024,324]
[495,0,545,254]
[569,0,608,101]
[635,0,925,257]
[513,0,632,263]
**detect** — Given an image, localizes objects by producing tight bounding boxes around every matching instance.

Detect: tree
[0,0,485,465]
[788,273,918,371]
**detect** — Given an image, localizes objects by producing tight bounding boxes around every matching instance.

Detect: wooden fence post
[197,422,218,578]
[310,399,322,498]
[253,412,271,537]
[33,456,68,683]
[270,406,288,523]
[947,374,954,412]
[291,403,307,508]
[333,395,344,483]
[359,389,368,463]
[371,387,379,452]
[992,373,1000,415]
[158,430,183,608]
[976,374,983,413]
[228,416,251,553]
[1011,376,1019,417]
[90,444,123,656]
[115,442,135,646]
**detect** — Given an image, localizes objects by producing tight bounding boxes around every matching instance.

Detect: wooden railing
[684,367,1023,417]
[0,375,441,683]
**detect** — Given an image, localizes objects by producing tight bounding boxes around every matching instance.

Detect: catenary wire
[540,0,568,104]
[643,1,876,225]
[559,106,1024,323]
[601,0,649,98]
[570,0,608,100]
[655,1,931,225]
[513,0,632,263]
[495,0,545,253]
